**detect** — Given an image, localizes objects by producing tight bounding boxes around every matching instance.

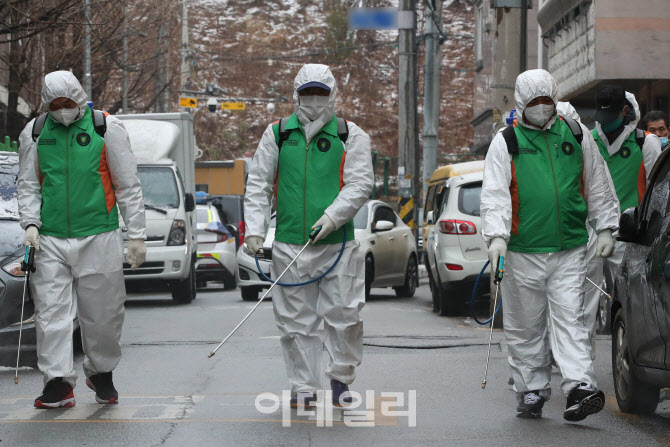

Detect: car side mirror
[374,220,394,232]
[184,193,196,212]
[426,210,435,225]
[617,207,639,243]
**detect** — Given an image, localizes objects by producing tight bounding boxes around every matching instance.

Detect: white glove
[488,237,507,274]
[595,229,614,258]
[23,226,40,252]
[127,239,147,270]
[311,214,336,243]
[246,236,264,256]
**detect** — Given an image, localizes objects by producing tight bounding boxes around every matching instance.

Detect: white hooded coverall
[584,92,661,356]
[244,64,373,394]
[17,71,146,387]
[480,70,620,400]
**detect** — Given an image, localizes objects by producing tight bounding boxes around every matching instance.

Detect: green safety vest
[272,113,354,245]
[507,119,589,253]
[592,129,646,212]
[36,106,119,238]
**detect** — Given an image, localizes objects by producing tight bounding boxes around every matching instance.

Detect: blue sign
[348,8,398,30]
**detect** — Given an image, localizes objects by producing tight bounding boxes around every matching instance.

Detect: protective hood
[41,71,88,121]
[514,69,558,131]
[556,101,581,122]
[595,91,641,149]
[293,64,337,143]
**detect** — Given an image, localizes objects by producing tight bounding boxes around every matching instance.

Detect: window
[373,206,397,226]
[655,95,669,115]
[424,185,436,220]
[458,182,482,217]
[438,187,451,216]
[354,204,369,229]
[196,184,209,193]
[641,156,670,243]
[138,167,180,209]
[475,4,484,64]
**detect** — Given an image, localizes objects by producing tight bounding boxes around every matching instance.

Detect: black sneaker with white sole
[564,383,605,422]
[516,391,545,419]
[86,372,119,404]
[34,377,76,409]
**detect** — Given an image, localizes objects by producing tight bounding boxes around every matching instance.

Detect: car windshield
[138,166,179,209]
[458,183,482,217]
[354,205,368,229]
[0,161,19,219]
[0,221,23,257]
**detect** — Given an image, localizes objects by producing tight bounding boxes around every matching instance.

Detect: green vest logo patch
[620,147,632,159]
[283,140,298,147]
[316,138,331,152]
[38,138,56,146]
[518,148,538,155]
[562,142,575,156]
[76,133,91,146]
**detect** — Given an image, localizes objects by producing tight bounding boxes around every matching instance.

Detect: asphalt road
[0,281,668,446]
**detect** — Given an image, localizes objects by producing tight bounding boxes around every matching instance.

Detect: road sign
[179,97,197,108]
[348,8,397,30]
[221,102,245,111]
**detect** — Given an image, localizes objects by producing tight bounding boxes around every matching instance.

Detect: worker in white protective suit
[480,69,620,421]
[244,64,373,408]
[585,85,661,351]
[18,71,146,408]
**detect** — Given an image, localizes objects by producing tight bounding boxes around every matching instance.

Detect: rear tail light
[438,219,476,235]
[239,220,245,245]
[205,222,229,243]
[446,264,463,271]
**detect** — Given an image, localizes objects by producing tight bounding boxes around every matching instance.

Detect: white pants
[583,228,626,360]
[271,240,365,394]
[31,230,126,387]
[501,246,596,401]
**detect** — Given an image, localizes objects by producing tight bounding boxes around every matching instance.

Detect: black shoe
[331,379,353,407]
[564,383,605,422]
[290,392,317,409]
[34,377,76,409]
[516,391,544,419]
[86,372,119,404]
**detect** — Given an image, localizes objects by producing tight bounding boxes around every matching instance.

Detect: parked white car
[195,204,237,290]
[424,171,489,315]
[236,200,418,301]
[356,200,418,299]
[236,217,276,301]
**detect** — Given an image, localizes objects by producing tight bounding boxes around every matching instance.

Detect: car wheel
[612,309,660,414]
[365,256,373,300]
[223,271,237,291]
[427,265,439,312]
[241,287,260,301]
[434,265,457,316]
[171,262,196,304]
[394,255,417,298]
[597,294,611,335]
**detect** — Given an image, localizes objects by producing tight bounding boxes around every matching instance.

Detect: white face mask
[299,95,329,121]
[50,107,80,126]
[524,104,556,128]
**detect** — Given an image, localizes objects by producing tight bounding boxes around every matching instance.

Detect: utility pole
[422,0,443,202]
[520,0,527,72]
[83,0,92,100]
[180,0,190,94]
[398,0,418,243]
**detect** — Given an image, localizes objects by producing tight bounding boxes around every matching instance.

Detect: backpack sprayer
[209,224,347,358]
[482,256,504,389]
[14,245,36,384]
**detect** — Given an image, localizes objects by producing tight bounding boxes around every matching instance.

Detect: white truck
[116,112,198,303]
